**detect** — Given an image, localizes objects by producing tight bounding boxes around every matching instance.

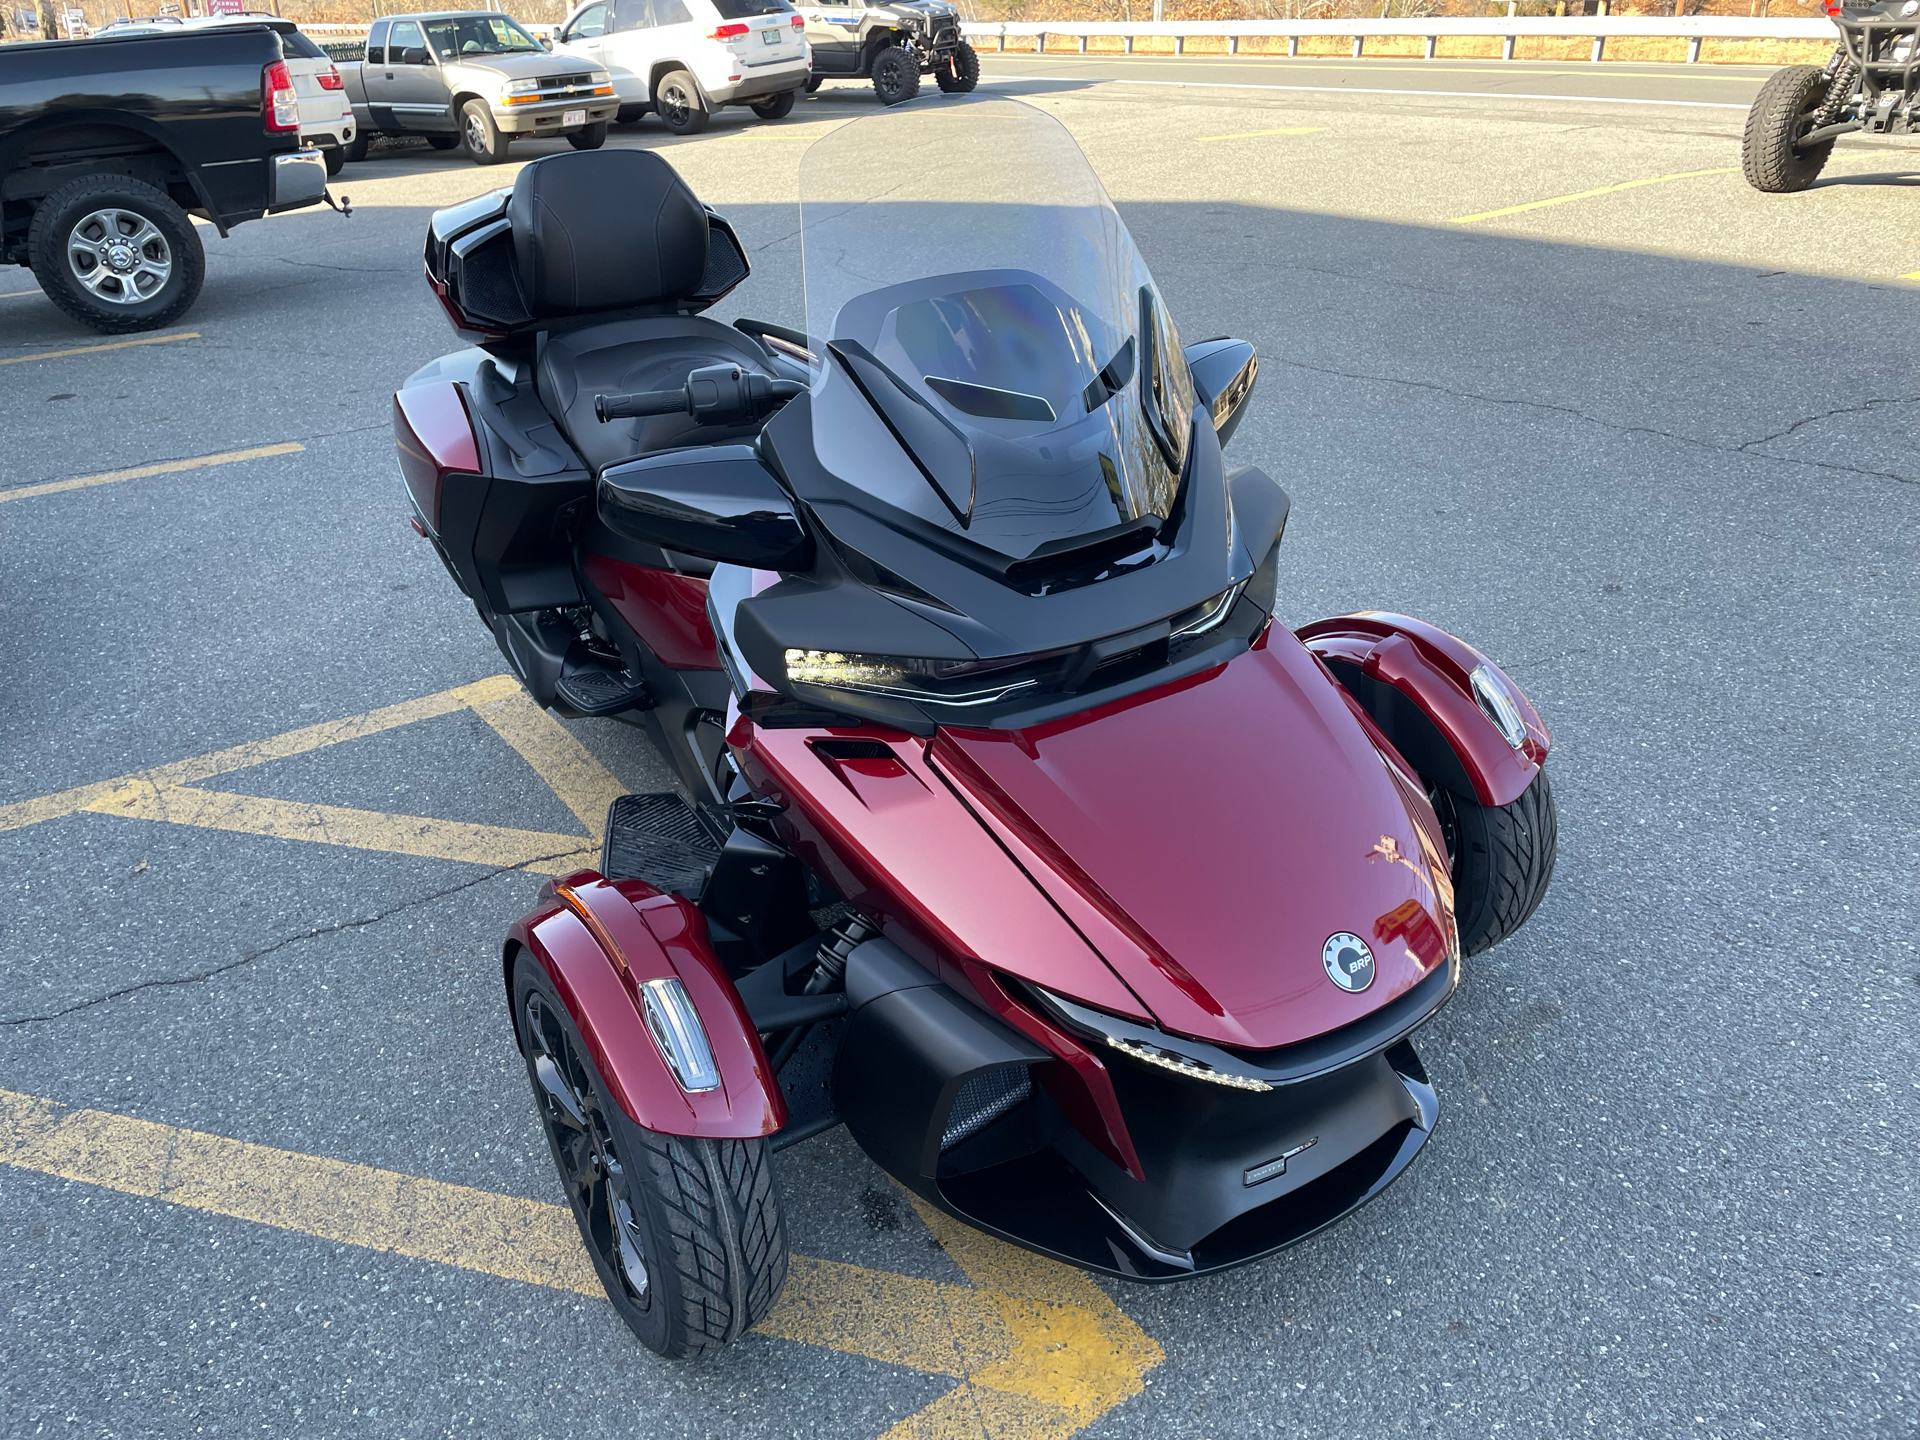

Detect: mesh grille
[456,231,530,327]
[940,1067,1032,1151]
[694,228,750,299]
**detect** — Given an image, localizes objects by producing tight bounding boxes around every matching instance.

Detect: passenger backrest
[507,149,710,317]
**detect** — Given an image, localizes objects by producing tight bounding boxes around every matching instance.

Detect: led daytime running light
[1105,1035,1274,1091]
[1469,663,1528,751]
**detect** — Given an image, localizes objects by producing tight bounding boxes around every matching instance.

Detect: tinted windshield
[798,99,1195,565]
[423,14,542,56]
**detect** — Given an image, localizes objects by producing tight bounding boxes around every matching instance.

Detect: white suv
[178,14,357,172]
[554,0,809,135]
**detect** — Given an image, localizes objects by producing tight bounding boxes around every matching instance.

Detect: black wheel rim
[1426,784,1461,871]
[523,992,650,1306]
[661,84,690,126]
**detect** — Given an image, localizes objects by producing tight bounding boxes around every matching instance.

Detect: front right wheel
[1429,767,1557,957]
[934,39,980,93]
[1741,65,1836,193]
[511,949,788,1358]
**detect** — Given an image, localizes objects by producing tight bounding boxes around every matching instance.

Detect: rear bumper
[267,149,329,212]
[708,58,809,105]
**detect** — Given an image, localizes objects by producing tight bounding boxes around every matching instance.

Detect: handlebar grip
[594,389,687,423]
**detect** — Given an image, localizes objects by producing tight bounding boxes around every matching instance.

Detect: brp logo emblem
[1322,932,1376,993]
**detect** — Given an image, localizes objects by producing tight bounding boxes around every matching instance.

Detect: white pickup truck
[341,10,618,165]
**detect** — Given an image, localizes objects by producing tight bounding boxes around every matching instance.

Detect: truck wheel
[568,121,609,149]
[426,134,460,151]
[871,45,921,105]
[616,104,648,125]
[1741,65,1835,194]
[460,98,511,164]
[805,76,822,94]
[344,130,371,163]
[1428,767,1557,957]
[751,89,797,120]
[27,175,205,336]
[322,145,345,176]
[654,70,710,134]
[934,39,980,93]
[512,951,789,1359]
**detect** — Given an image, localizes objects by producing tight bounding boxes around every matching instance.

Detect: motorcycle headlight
[783,646,1074,706]
[1029,986,1274,1092]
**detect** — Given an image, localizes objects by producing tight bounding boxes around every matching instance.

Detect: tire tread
[1741,65,1834,194]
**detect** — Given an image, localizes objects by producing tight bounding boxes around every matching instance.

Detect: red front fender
[505,872,786,1139]
[1297,612,1550,808]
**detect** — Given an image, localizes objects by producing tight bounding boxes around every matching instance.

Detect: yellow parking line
[1448,166,1736,223]
[467,685,627,840]
[0,441,305,505]
[1902,270,1920,280]
[0,289,38,299]
[0,1086,1161,1435]
[1197,125,1326,141]
[0,675,519,838]
[79,779,598,874]
[0,330,199,366]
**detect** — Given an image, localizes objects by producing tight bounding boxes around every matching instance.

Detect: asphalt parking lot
[3,60,1916,1440]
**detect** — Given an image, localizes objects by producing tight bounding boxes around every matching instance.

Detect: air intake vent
[940,1066,1032,1151]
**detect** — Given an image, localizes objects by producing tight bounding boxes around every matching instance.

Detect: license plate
[761,27,780,43]
[563,108,586,125]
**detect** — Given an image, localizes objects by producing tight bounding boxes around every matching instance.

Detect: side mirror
[400,45,429,64]
[1184,338,1258,448]
[541,34,553,48]
[599,446,813,571]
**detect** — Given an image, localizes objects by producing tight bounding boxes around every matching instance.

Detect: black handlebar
[595,364,805,427]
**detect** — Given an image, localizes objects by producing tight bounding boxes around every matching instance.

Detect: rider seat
[508,149,769,474]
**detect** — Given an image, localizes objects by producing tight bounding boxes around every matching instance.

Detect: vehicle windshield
[798,98,1196,564]
[423,14,543,56]
[711,0,791,15]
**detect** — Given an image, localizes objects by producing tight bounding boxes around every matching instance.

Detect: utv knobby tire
[1742,65,1834,194]
[871,45,921,105]
[934,39,980,93]
[511,950,788,1358]
[28,175,204,335]
[1433,767,1557,957]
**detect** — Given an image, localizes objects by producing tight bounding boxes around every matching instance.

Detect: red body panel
[392,382,479,534]
[938,628,1454,1051]
[507,873,785,1139]
[583,557,722,671]
[1297,611,1550,808]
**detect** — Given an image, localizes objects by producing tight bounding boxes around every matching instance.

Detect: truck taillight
[317,63,344,91]
[393,383,480,535]
[709,21,748,37]
[262,60,300,132]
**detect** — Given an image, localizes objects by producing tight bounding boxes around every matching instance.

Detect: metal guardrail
[959,16,1832,63]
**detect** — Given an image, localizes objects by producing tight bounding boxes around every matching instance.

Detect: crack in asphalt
[0,857,563,1027]
[1274,358,1916,485]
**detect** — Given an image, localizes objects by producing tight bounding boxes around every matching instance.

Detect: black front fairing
[713,99,1288,733]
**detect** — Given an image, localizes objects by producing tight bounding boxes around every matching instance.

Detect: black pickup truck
[0,25,331,333]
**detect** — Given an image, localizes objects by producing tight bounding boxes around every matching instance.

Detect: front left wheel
[1741,65,1836,193]
[27,174,205,335]
[1429,767,1558,957]
[512,949,788,1358]
[460,97,511,164]
[655,70,711,135]
[934,39,980,93]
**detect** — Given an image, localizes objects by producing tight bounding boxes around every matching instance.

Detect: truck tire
[934,39,980,93]
[751,89,797,119]
[871,45,920,105]
[27,175,205,336]
[1741,65,1835,194]
[426,134,460,151]
[1429,767,1557,957]
[513,951,789,1359]
[344,130,371,163]
[568,121,609,149]
[655,70,710,134]
[460,97,511,165]
[322,144,345,176]
[805,76,822,94]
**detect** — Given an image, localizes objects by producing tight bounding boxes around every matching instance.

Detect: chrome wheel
[465,110,489,153]
[523,991,650,1304]
[66,208,171,306]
